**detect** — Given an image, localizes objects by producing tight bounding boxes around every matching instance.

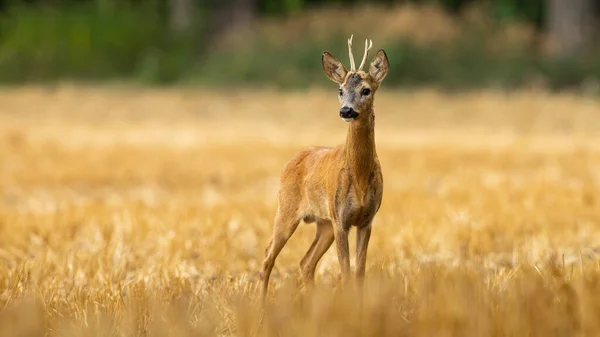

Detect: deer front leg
[334,227,351,284]
[355,222,372,288]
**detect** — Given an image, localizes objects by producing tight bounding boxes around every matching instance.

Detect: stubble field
[1,86,600,336]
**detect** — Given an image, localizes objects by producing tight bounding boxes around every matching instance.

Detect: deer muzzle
[340,106,359,122]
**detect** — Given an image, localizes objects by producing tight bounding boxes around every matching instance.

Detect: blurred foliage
[258,0,546,27]
[0,2,202,83]
[0,0,597,91]
[196,32,599,91]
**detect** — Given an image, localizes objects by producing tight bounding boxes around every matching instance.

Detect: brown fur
[260,43,390,302]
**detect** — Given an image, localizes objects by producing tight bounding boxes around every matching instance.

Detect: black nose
[340,106,358,119]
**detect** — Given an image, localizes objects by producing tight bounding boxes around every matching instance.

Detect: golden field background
[1,86,600,336]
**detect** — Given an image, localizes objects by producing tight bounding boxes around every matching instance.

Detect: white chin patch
[341,117,355,122]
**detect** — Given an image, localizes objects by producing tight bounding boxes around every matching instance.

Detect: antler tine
[347,34,356,71]
[358,39,373,71]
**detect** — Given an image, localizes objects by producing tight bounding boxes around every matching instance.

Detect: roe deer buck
[259,35,389,301]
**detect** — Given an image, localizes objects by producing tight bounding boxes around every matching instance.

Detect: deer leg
[355,222,372,288]
[260,211,300,303]
[299,220,334,286]
[334,227,351,284]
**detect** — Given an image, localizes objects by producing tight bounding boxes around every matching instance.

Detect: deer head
[322,35,390,122]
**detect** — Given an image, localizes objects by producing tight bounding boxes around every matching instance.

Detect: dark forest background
[0,0,598,91]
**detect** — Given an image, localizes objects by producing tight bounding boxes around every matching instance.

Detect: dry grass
[220,3,537,53]
[1,86,600,336]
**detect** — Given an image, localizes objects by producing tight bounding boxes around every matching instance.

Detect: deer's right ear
[322,52,348,84]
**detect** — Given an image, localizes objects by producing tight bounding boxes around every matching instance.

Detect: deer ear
[322,52,348,84]
[369,49,389,84]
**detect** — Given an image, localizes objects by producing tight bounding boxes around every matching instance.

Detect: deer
[259,35,389,302]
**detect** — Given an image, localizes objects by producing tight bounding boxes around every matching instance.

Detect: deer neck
[343,109,376,189]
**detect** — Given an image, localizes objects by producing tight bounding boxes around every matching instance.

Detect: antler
[347,34,356,71]
[358,39,373,71]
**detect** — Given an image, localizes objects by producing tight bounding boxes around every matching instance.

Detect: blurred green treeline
[0,0,598,91]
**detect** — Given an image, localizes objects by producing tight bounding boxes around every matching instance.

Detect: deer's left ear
[369,49,389,85]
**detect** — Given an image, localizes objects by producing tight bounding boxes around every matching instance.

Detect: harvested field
[1,86,600,336]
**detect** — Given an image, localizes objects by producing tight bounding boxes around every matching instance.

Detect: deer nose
[340,106,358,119]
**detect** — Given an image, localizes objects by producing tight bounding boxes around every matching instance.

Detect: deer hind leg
[299,220,334,287]
[260,209,301,303]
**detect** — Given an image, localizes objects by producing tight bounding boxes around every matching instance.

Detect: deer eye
[361,88,371,96]
[338,88,343,96]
